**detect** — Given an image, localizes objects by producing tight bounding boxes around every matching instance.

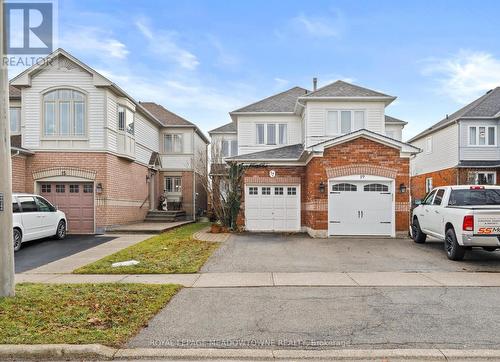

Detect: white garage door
[328,179,393,236]
[245,185,300,232]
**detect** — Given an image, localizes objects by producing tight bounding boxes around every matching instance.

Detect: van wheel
[444,228,465,261]
[412,218,427,243]
[55,220,66,240]
[13,229,22,252]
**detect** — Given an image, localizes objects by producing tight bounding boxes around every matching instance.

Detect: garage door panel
[39,182,94,234]
[245,185,300,232]
[329,179,393,236]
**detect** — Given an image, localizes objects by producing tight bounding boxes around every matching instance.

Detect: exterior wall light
[96,183,103,194]
[399,183,407,193]
[319,181,326,193]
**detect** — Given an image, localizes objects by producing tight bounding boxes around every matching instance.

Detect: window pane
[433,189,445,205]
[256,124,264,144]
[9,108,20,133]
[165,177,172,192]
[72,91,84,101]
[230,140,238,156]
[59,89,72,100]
[479,127,486,145]
[44,103,56,135]
[326,111,338,135]
[488,127,495,145]
[18,197,37,212]
[340,111,351,134]
[12,202,20,213]
[56,184,65,193]
[353,111,365,130]
[118,106,125,131]
[164,135,172,152]
[44,91,57,101]
[469,127,477,145]
[174,177,182,192]
[267,124,276,145]
[221,141,229,157]
[36,197,52,212]
[174,134,182,152]
[74,102,85,135]
[126,109,134,135]
[279,124,287,144]
[83,184,93,193]
[59,101,71,135]
[69,184,80,193]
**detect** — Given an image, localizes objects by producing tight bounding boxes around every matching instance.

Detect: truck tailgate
[474,209,500,235]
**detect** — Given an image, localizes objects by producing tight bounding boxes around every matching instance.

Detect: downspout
[192,130,196,221]
[456,121,460,185]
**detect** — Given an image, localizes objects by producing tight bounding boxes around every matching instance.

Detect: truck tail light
[463,215,474,231]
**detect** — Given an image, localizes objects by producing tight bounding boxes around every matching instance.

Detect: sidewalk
[15,271,500,287]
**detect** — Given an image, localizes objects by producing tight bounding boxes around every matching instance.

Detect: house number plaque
[269,170,276,178]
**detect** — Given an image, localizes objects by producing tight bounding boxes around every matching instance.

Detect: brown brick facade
[239,137,411,237]
[11,151,151,232]
[11,155,27,193]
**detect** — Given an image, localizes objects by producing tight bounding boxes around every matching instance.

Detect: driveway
[202,233,500,273]
[15,235,116,273]
[129,286,500,349]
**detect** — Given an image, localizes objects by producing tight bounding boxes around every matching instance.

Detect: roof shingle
[9,85,21,99]
[209,122,236,134]
[139,102,195,127]
[304,80,393,98]
[228,143,305,161]
[232,87,309,113]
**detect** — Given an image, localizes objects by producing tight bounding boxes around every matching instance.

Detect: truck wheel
[411,218,427,244]
[444,228,465,261]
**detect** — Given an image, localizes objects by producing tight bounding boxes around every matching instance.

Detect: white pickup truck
[411,185,500,260]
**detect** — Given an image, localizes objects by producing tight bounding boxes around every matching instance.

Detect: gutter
[10,146,34,155]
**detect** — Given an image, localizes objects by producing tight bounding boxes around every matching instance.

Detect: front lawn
[74,222,218,274]
[0,283,180,346]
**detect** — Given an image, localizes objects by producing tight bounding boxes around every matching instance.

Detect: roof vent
[486,89,493,94]
[446,114,449,119]
[313,77,318,91]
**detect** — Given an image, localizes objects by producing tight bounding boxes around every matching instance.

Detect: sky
[8,0,500,140]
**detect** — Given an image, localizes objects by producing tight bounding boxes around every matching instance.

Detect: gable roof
[140,102,194,127]
[231,86,309,113]
[408,87,500,142]
[309,129,421,154]
[9,85,21,100]
[302,80,394,99]
[227,143,306,161]
[385,115,407,125]
[209,122,236,134]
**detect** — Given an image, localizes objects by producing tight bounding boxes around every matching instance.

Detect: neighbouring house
[210,79,420,237]
[409,88,500,201]
[8,48,208,234]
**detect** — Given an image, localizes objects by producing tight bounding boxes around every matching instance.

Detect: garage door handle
[361,211,364,218]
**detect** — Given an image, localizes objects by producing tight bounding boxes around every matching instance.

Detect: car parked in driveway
[12,193,67,252]
[411,185,500,260]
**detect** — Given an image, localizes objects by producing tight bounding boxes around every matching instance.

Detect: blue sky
[9,0,500,139]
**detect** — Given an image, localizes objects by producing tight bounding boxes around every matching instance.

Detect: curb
[2,345,500,361]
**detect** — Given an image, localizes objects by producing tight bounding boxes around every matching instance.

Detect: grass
[0,283,180,346]
[74,222,219,274]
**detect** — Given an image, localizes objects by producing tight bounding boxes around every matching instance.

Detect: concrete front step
[145,210,186,222]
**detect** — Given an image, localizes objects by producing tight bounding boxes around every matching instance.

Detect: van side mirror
[414,199,422,206]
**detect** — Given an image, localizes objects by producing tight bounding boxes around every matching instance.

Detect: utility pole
[0,0,16,297]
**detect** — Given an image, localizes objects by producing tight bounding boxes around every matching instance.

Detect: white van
[12,193,67,252]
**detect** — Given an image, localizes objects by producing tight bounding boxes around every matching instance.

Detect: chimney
[313,77,317,91]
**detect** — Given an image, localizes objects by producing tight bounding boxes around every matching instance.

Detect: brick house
[210,80,420,237]
[409,88,500,201]
[8,49,208,234]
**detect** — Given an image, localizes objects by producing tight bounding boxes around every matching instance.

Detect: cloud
[135,18,199,70]
[422,50,500,103]
[274,77,290,88]
[207,35,240,67]
[292,13,341,38]
[59,27,129,60]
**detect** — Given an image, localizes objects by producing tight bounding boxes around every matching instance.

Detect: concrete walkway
[106,220,192,234]
[15,271,500,287]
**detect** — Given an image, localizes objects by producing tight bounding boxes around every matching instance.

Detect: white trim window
[472,171,496,185]
[326,110,365,135]
[164,134,183,153]
[221,140,238,157]
[469,125,496,146]
[425,177,433,193]
[9,107,21,134]
[117,106,135,135]
[165,176,182,193]
[43,89,86,137]
[425,136,432,154]
[256,123,288,145]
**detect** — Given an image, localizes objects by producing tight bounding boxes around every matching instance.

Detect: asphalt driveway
[201,233,500,273]
[129,286,500,349]
[15,234,116,273]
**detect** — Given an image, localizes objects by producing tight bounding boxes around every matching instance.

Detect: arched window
[364,183,389,192]
[332,183,357,192]
[43,89,86,136]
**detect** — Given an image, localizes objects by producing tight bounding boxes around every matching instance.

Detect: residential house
[8,48,208,234]
[409,88,500,200]
[210,80,419,237]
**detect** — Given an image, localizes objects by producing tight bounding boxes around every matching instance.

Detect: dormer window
[43,89,86,137]
[326,110,365,135]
